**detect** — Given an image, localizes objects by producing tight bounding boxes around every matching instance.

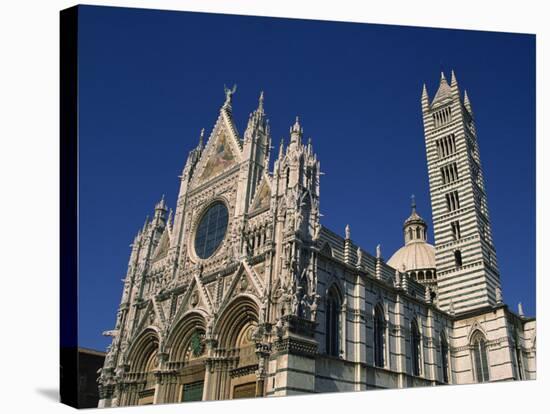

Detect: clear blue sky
[77,5,536,351]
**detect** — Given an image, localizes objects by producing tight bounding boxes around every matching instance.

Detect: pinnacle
[290,116,303,136]
[451,69,457,85]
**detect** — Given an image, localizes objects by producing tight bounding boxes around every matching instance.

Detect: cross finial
[411,194,416,212]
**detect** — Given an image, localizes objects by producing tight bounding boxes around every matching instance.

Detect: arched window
[454,250,463,268]
[440,333,450,383]
[426,270,432,280]
[416,227,421,239]
[325,287,341,357]
[471,331,490,382]
[418,271,425,280]
[374,305,385,367]
[408,228,413,241]
[411,319,421,376]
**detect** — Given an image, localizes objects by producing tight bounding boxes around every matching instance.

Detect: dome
[388,195,436,273]
[387,241,436,272]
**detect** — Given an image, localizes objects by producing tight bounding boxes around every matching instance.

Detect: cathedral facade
[97,72,536,407]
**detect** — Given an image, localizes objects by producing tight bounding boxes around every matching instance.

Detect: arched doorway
[122,329,159,406]
[165,312,208,403]
[215,295,260,400]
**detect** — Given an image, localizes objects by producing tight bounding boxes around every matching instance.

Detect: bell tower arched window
[454,250,463,268]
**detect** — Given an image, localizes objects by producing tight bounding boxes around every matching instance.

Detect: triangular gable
[216,261,264,315]
[132,300,155,338]
[193,110,242,185]
[249,174,272,213]
[170,274,213,326]
[152,228,170,261]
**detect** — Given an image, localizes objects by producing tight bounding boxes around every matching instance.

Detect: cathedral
[97,72,536,407]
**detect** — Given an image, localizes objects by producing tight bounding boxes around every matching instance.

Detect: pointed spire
[155,194,167,211]
[290,116,303,144]
[198,128,205,149]
[258,90,265,114]
[421,83,430,110]
[432,71,452,104]
[450,69,460,99]
[464,90,473,114]
[422,83,429,100]
[167,208,173,229]
[278,137,284,159]
[291,116,302,133]
[142,215,150,232]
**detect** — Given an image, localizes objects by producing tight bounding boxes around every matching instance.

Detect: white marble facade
[97,75,536,407]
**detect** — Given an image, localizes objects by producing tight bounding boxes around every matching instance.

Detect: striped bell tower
[421,71,501,313]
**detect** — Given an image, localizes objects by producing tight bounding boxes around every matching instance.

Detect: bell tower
[421,71,501,313]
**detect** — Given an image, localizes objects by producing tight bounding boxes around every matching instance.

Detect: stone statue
[299,294,309,319]
[313,223,321,240]
[310,294,320,321]
[291,288,301,315]
[356,247,362,266]
[394,269,401,288]
[275,317,284,339]
[376,244,381,259]
[287,213,295,233]
[295,209,303,233]
[223,84,237,106]
[259,295,268,322]
[206,315,214,338]
[345,224,351,240]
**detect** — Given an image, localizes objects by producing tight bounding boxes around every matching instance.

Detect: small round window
[194,201,229,259]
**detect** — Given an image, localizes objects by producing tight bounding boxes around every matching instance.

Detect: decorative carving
[190,291,199,307]
[240,275,249,292]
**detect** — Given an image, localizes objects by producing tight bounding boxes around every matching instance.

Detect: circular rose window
[194,201,229,259]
